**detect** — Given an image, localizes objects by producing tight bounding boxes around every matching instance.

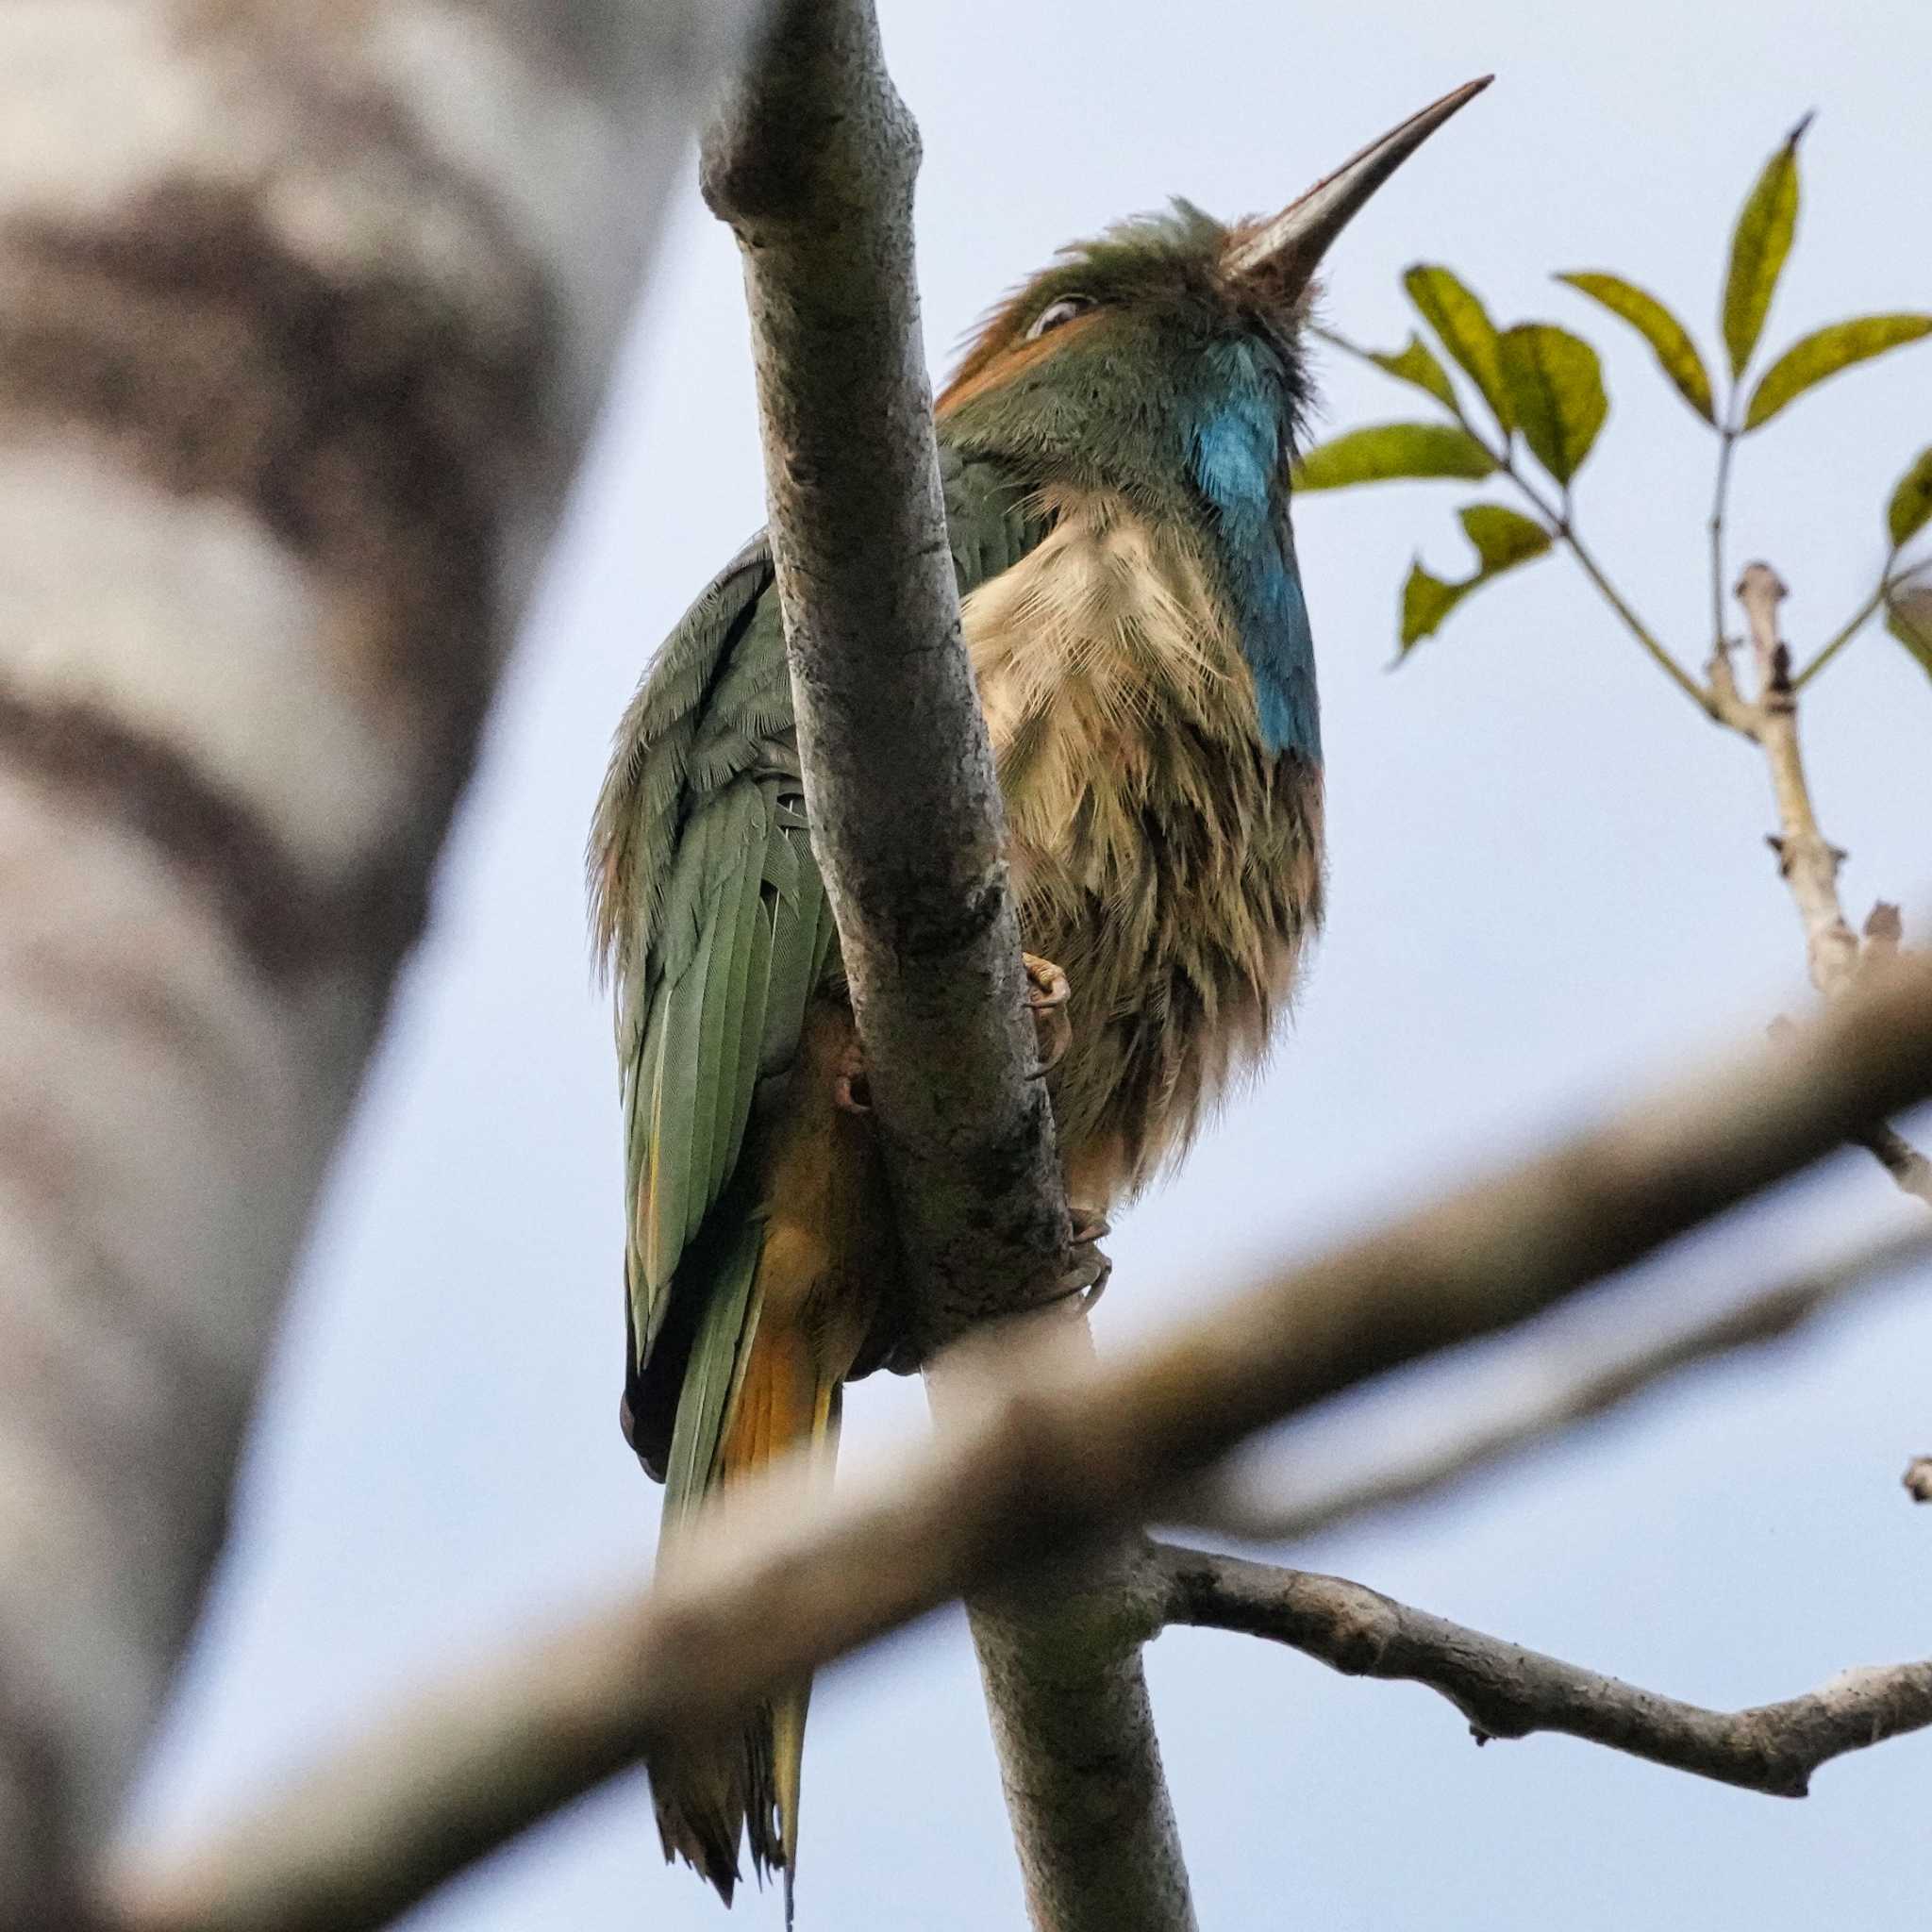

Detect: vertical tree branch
[1709,561,1928,1203]
[942,1326,1196,1932]
[698,0,1069,1348]
[699,7,1194,1925]
[0,2,763,1915]
[1732,563,1860,993]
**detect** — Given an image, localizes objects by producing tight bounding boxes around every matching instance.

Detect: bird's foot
[834,955,1069,1111]
[1034,1206,1112,1312]
[832,1035,872,1115]
[1023,953,1072,1075]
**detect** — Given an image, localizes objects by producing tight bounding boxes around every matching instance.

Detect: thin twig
[1492,439,1711,712]
[1709,420,1740,656]
[107,957,1932,1932]
[1155,1544,1932,1797]
[1554,506,1711,710]
[1793,574,1892,689]
[1179,1222,1932,1545]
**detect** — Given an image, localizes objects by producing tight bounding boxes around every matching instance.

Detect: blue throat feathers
[1188,339,1320,762]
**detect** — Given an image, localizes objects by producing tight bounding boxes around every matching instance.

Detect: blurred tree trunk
[0,2,761,1916]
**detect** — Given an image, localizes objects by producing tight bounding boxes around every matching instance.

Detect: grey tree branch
[109,955,1932,1930]
[698,0,1069,1351]
[1181,1222,1932,1544]
[1726,563,1860,992]
[0,3,764,1918]
[1154,1543,1932,1796]
[1708,561,1931,1207]
[697,7,1191,1927]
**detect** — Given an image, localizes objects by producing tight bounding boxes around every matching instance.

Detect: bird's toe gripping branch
[834,952,1072,1117]
[1060,1206,1114,1310]
[1022,952,1073,1075]
[832,1033,873,1115]
[832,949,1107,1309]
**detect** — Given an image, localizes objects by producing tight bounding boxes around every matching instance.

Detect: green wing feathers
[588,451,1048,1904]
[591,543,834,1435]
[590,452,1044,1427]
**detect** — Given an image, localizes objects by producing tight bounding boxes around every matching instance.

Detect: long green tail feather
[660,1213,763,1539]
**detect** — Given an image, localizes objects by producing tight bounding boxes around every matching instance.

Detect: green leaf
[1292,422,1496,491]
[1398,503,1555,656]
[1401,563,1468,649]
[1404,265,1514,432]
[1557,272,1715,424]
[1461,504,1555,573]
[1498,324,1609,486]
[1743,315,1932,430]
[1367,332,1460,412]
[1888,447,1932,551]
[1722,116,1808,380]
[1886,588,1932,680]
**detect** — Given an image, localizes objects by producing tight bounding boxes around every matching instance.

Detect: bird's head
[936,78,1491,515]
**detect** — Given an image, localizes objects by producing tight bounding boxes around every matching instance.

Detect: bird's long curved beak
[1224,75,1492,293]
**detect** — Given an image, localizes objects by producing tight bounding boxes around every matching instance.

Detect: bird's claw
[1033,1206,1112,1313]
[1023,953,1073,1076]
[832,1036,872,1114]
[836,954,1068,1108]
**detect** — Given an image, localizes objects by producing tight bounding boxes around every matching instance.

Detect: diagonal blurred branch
[108,955,1932,1931]
[698,6,1189,1927]
[1184,1221,1932,1545]
[0,0,764,1914]
[1155,1543,1932,1795]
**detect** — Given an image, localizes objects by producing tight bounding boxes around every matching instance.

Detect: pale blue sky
[126,3,1932,1925]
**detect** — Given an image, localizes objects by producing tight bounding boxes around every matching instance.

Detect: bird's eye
[1025,293,1095,341]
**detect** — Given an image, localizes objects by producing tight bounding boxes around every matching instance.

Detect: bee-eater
[590,76,1489,1909]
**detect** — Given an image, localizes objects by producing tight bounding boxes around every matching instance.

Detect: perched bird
[590,77,1489,1911]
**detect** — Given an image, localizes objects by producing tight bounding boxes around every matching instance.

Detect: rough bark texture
[942,1327,1193,1932]
[698,8,1192,1928]
[113,957,1932,1927]
[965,1578,1194,1932]
[0,1,762,1917]
[1157,1544,1932,1797]
[698,0,1069,1356]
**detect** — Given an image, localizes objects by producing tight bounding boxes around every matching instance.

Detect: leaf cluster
[1297,117,1932,675]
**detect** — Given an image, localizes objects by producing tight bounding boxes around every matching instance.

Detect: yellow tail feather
[653,1307,841,1920]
